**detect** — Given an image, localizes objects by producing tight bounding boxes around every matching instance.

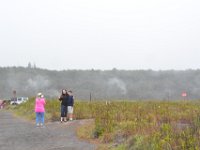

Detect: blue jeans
[36,112,45,124]
[61,105,67,117]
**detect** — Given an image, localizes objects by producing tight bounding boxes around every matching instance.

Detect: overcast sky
[0,0,199,70]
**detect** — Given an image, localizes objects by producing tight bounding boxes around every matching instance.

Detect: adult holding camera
[35,92,46,127]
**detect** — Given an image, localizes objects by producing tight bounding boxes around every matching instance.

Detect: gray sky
[0,0,199,70]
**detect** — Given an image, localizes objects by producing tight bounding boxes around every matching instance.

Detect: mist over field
[0,66,200,100]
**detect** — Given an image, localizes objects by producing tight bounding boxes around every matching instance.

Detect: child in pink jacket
[35,93,46,127]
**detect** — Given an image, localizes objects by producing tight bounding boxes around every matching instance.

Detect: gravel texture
[0,110,96,150]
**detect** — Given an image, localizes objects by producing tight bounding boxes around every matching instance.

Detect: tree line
[0,67,200,100]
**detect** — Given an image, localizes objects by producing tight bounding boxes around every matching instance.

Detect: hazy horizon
[2,65,200,72]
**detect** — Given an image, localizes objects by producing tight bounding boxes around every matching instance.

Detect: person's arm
[59,95,63,101]
[44,99,46,105]
[72,96,74,106]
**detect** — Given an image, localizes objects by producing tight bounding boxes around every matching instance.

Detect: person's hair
[37,92,42,97]
[65,89,69,96]
[61,89,66,95]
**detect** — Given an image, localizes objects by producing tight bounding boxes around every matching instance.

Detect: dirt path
[0,110,96,150]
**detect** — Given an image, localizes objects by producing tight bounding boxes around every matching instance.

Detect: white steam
[26,75,50,90]
[108,77,127,95]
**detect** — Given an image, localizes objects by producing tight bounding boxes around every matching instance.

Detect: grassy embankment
[8,98,200,150]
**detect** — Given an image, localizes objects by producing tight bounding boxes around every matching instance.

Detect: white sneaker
[40,124,45,128]
[64,117,67,122]
[60,117,63,123]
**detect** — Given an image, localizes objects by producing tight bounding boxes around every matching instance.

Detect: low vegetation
[8,98,200,150]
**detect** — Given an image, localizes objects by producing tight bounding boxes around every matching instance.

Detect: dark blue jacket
[68,96,74,106]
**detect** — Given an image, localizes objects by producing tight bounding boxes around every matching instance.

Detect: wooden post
[90,92,92,102]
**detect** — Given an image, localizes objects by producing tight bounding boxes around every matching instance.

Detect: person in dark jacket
[59,89,68,123]
[67,90,74,121]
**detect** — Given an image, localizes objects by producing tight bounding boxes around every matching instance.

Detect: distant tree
[33,63,36,69]
[27,62,31,68]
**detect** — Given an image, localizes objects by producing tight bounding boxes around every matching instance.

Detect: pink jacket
[35,98,46,112]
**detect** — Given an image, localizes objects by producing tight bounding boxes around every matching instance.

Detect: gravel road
[0,110,96,150]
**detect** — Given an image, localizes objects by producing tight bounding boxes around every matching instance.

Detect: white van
[10,97,29,105]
